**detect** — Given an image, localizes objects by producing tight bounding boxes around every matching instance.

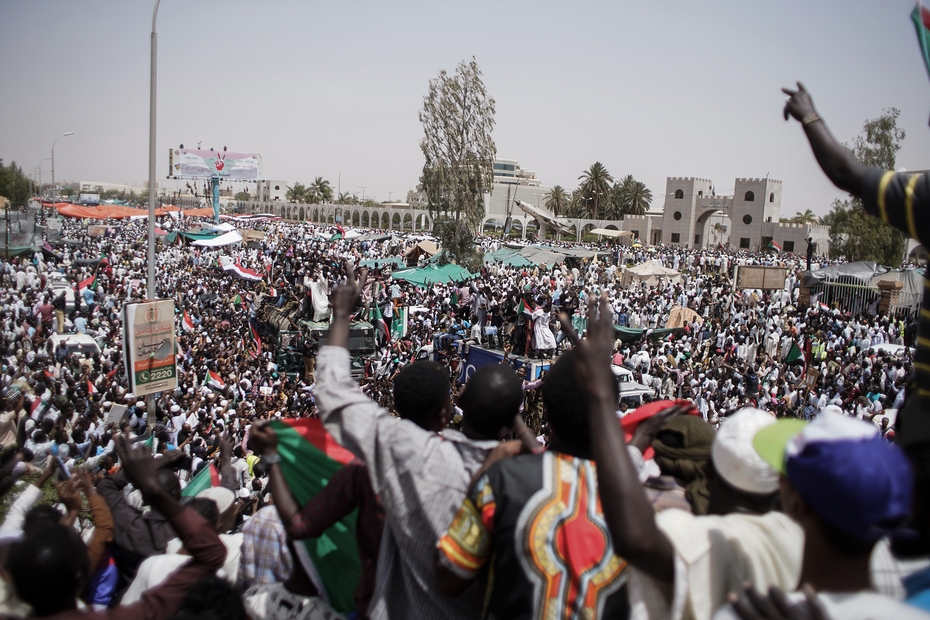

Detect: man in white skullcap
[603,406,804,620]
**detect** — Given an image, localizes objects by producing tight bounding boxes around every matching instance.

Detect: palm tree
[622,176,653,216]
[578,162,613,219]
[312,177,334,203]
[544,185,570,216]
[286,182,310,203]
[790,209,819,225]
[609,175,653,218]
[336,191,352,204]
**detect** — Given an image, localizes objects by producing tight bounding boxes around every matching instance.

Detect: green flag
[913,3,930,80]
[270,418,360,614]
[784,341,805,365]
[182,463,219,497]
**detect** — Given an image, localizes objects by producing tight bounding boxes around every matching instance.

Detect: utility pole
[145,0,161,428]
[50,132,74,234]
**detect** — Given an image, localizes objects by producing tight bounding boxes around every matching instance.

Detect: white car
[872,343,914,358]
[46,333,100,358]
[46,275,75,314]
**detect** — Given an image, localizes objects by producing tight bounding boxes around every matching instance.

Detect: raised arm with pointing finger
[784,81,930,447]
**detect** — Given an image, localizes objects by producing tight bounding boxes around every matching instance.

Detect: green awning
[391,263,473,287]
[613,326,681,343]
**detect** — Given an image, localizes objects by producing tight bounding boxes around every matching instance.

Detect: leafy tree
[789,209,819,225]
[544,185,570,216]
[311,177,333,203]
[0,160,32,207]
[419,57,496,267]
[563,188,589,218]
[286,183,310,203]
[827,108,906,266]
[611,174,652,217]
[578,162,613,219]
[234,190,251,201]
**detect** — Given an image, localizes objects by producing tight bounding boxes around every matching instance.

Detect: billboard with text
[169,148,261,180]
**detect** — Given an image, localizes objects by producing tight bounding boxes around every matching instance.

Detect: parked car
[45,333,100,358]
[46,274,75,313]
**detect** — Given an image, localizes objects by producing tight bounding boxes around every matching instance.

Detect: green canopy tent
[359,256,406,269]
[613,326,681,343]
[390,263,473,287]
[485,248,536,268]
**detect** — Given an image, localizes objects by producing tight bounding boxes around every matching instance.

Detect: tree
[0,160,32,207]
[419,57,495,268]
[311,177,333,203]
[234,190,251,201]
[611,174,652,217]
[544,185,570,217]
[578,162,613,219]
[286,183,310,203]
[789,209,819,225]
[828,108,906,266]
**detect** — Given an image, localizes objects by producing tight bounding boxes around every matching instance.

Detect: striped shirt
[315,346,499,620]
[861,169,930,417]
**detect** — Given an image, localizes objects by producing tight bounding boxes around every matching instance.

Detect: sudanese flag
[269,418,361,614]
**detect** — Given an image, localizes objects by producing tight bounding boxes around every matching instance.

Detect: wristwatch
[261,453,281,465]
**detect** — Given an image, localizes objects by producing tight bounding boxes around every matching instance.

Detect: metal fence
[811,277,880,316]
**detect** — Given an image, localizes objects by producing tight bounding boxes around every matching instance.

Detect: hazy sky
[2,0,930,215]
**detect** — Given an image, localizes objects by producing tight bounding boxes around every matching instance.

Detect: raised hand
[730,584,830,620]
[782,82,817,123]
[573,294,616,407]
[247,422,278,456]
[114,435,162,500]
[330,261,368,319]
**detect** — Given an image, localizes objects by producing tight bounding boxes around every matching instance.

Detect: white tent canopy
[621,260,681,287]
[191,230,243,247]
[589,228,633,238]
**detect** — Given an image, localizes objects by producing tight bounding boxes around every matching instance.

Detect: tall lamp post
[34,157,51,199]
[50,132,74,230]
[145,0,162,428]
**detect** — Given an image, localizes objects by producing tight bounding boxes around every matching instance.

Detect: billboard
[123,299,178,396]
[736,265,788,291]
[169,148,261,180]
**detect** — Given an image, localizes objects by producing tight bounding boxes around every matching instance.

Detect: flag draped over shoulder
[182,311,195,333]
[368,304,391,344]
[182,463,220,497]
[269,418,360,614]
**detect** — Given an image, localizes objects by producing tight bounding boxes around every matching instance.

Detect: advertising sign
[169,148,261,180]
[736,266,788,291]
[123,299,178,396]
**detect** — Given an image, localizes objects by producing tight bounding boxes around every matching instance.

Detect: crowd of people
[0,84,926,619]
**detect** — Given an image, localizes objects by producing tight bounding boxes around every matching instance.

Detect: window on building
[743,214,753,225]
[745,191,755,201]
[673,211,682,221]
[493,163,516,171]
[274,185,280,190]
[695,234,701,244]
[671,233,681,243]
[674,189,684,199]
[783,241,795,252]
[739,237,750,248]
[769,192,775,202]
[698,191,703,197]
[631,230,639,238]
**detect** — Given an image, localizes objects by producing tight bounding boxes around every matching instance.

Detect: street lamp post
[50,132,74,231]
[34,157,51,199]
[358,185,369,201]
[148,0,160,302]
[145,0,161,428]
